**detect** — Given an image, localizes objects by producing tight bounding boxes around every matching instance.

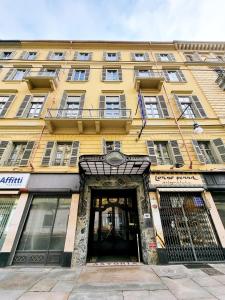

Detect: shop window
[213,192,225,228]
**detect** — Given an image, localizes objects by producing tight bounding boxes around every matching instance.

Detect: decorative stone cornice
[174,41,225,51]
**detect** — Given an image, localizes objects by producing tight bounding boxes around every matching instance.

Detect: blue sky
[1,0,225,41]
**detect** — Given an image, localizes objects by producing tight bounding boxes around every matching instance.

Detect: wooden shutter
[20,51,27,60]
[120,94,126,118]
[191,95,207,118]
[131,53,136,61]
[169,140,184,166]
[118,69,122,81]
[74,52,78,60]
[102,68,106,81]
[4,68,15,81]
[169,53,176,61]
[146,141,157,165]
[192,140,205,164]
[177,70,186,82]
[144,53,150,61]
[163,70,170,81]
[20,141,35,166]
[157,96,169,118]
[114,141,121,151]
[78,94,85,117]
[117,52,121,61]
[212,138,225,163]
[85,69,90,80]
[0,141,9,163]
[42,141,54,166]
[88,52,92,60]
[0,95,15,117]
[99,95,105,117]
[174,94,183,114]
[47,51,53,60]
[155,53,161,61]
[16,95,31,117]
[58,92,67,117]
[67,69,74,81]
[103,52,107,61]
[69,141,79,166]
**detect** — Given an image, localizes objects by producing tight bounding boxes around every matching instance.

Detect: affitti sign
[0,173,30,189]
[151,173,204,187]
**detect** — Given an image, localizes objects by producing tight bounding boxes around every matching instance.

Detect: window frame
[154,141,173,165]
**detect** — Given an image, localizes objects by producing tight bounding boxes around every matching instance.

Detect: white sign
[0,173,30,189]
[151,173,204,187]
[144,213,151,219]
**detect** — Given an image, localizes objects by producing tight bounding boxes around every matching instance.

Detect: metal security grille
[0,198,16,248]
[159,192,225,262]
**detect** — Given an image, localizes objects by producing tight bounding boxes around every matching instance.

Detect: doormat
[87,262,143,267]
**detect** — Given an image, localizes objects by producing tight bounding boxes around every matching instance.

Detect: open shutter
[67,69,74,81]
[16,95,31,117]
[4,68,15,81]
[169,53,176,61]
[69,141,79,166]
[163,70,170,81]
[120,94,126,118]
[74,52,78,60]
[118,69,122,81]
[0,141,9,164]
[144,53,150,61]
[20,141,35,166]
[88,52,92,60]
[78,94,85,117]
[58,92,67,117]
[212,138,225,163]
[0,95,15,117]
[102,68,106,81]
[155,54,161,61]
[99,95,105,118]
[85,69,90,80]
[192,140,205,164]
[191,95,207,118]
[131,53,136,61]
[117,52,121,61]
[20,51,27,60]
[42,142,54,166]
[157,96,169,118]
[169,140,184,166]
[47,51,53,60]
[177,70,186,82]
[146,141,157,165]
[174,94,183,114]
[114,141,121,151]
[103,52,107,61]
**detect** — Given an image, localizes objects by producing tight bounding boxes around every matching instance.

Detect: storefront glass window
[213,192,225,228]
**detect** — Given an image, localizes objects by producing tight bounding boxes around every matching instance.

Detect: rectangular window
[2,52,13,59]
[178,96,196,118]
[106,69,119,80]
[104,141,121,154]
[197,141,217,164]
[159,54,170,61]
[134,53,144,61]
[12,69,26,80]
[64,96,80,117]
[0,96,10,115]
[167,71,179,81]
[73,70,86,81]
[51,52,63,60]
[41,68,57,76]
[78,52,89,60]
[138,70,152,77]
[154,142,173,165]
[27,52,37,60]
[105,96,121,118]
[144,96,160,118]
[53,143,72,166]
[27,96,45,118]
[5,142,27,166]
[106,53,117,61]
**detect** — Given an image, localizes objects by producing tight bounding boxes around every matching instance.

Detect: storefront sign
[0,173,30,189]
[144,213,151,219]
[151,173,204,187]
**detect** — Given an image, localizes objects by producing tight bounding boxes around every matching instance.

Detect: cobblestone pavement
[0,263,225,299]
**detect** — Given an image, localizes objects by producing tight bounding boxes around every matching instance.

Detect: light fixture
[193,122,204,134]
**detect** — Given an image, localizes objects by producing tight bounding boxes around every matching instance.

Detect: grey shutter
[58,92,67,117]
[88,52,92,60]
[118,69,122,81]
[131,53,135,61]
[103,140,107,154]
[4,68,15,80]
[163,70,170,81]
[69,141,79,166]
[120,94,126,118]
[212,138,225,163]
[102,68,106,81]
[157,96,169,118]
[61,52,65,60]
[144,53,150,61]
[147,141,157,165]
[192,140,205,164]
[0,141,9,162]
[177,70,186,82]
[169,140,184,166]
[0,52,3,59]
[117,52,121,61]
[174,94,183,114]
[74,52,78,60]
[78,94,85,117]
[42,142,54,166]
[155,54,161,61]
[99,96,105,117]
[141,95,147,119]
[16,95,31,117]
[134,69,139,78]
[10,51,16,59]
[67,69,74,81]
[85,69,90,80]
[20,51,27,60]
[103,52,107,61]
[169,53,176,61]
[0,95,15,117]
[47,51,53,60]
[191,95,207,118]
[20,141,35,166]
[114,141,121,151]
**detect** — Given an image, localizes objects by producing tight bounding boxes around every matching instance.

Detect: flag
[138,92,146,126]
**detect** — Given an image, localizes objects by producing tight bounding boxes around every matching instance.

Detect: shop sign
[151,173,204,187]
[0,173,30,189]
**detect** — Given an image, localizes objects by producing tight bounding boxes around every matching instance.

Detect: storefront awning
[79,151,150,175]
[157,187,205,192]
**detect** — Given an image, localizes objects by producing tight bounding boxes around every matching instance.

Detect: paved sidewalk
[0,263,225,299]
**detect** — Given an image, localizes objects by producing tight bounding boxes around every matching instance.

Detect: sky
[1,0,225,41]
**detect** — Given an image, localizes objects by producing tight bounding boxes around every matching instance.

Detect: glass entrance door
[88,190,140,262]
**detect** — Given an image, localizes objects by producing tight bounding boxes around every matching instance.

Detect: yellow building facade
[0,40,225,267]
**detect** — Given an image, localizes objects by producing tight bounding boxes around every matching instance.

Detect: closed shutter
[191,95,207,118]
[114,141,121,151]
[103,52,107,61]
[67,69,74,81]
[131,53,136,61]
[99,95,105,117]
[20,51,27,60]
[102,68,106,81]
[120,94,126,118]
[157,96,169,118]
[177,70,186,82]
[103,140,107,154]
[16,95,31,117]
[117,52,121,61]
[42,141,54,166]
[163,70,170,81]
[192,140,205,164]
[88,52,92,60]
[134,69,139,78]
[118,69,122,81]
[144,53,150,61]
[169,140,184,166]
[58,92,67,117]
[4,68,15,80]
[169,53,176,61]
[69,141,79,166]
[47,51,53,60]
[0,95,15,117]
[174,94,183,114]
[212,138,225,163]
[78,94,85,117]
[155,53,161,61]
[20,141,35,166]
[85,69,90,80]
[0,141,9,164]
[74,52,78,60]
[146,141,157,165]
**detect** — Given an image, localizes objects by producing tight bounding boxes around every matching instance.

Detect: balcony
[24,71,59,90]
[45,109,132,133]
[134,71,164,90]
[215,73,225,90]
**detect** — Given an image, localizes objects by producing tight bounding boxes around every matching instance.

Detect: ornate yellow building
[0,40,224,267]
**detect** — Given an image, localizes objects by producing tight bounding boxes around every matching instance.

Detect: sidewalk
[0,263,225,299]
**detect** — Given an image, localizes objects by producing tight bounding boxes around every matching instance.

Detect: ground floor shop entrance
[88,190,141,262]
[159,192,225,262]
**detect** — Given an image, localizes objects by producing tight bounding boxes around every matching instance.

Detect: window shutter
[88,52,92,60]
[117,52,121,61]
[20,141,35,166]
[212,138,225,163]
[169,140,184,165]
[99,95,105,117]
[146,141,157,165]
[118,69,122,81]
[10,51,16,59]
[114,141,121,151]
[157,96,169,118]
[141,95,147,119]
[74,52,78,60]
[131,53,135,61]
[191,95,207,118]
[0,141,9,163]
[0,95,15,117]
[58,92,67,117]
[174,94,183,114]
[69,141,79,166]
[42,141,54,166]
[192,140,205,164]
[16,95,31,117]
[78,94,85,117]
[155,54,161,61]
[61,52,65,60]
[47,51,53,60]
[4,68,15,80]
[102,68,106,81]
[177,70,186,82]
[0,52,3,59]
[20,51,27,60]
[103,140,107,154]
[120,94,126,118]
[103,52,107,61]
[85,69,90,80]
[144,53,150,61]
[163,70,170,81]
[169,53,176,61]
[67,69,74,81]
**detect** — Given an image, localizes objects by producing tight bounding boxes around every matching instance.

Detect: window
[106,69,119,81]
[5,142,27,166]
[137,70,152,77]
[105,96,121,118]
[175,95,206,118]
[156,53,175,62]
[177,96,196,118]
[49,52,64,60]
[164,70,186,82]
[159,54,170,61]
[197,141,217,164]
[7,69,27,81]
[73,70,86,81]
[64,96,80,117]
[105,53,118,61]
[53,143,72,166]
[134,53,145,61]
[27,96,45,118]
[26,52,37,60]
[104,141,121,154]
[144,97,160,118]
[77,52,89,60]
[41,68,57,76]
[1,52,13,59]
[167,71,179,81]
[154,142,173,165]
[0,96,10,115]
